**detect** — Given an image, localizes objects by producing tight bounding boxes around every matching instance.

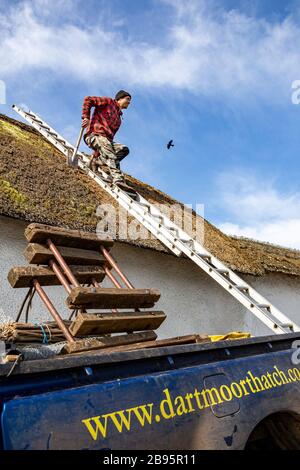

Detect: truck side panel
[2,349,300,450]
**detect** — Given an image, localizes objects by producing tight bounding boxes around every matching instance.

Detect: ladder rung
[169,227,180,235]
[152,214,164,222]
[257,304,271,310]
[276,323,294,330]
[181,238,194,245]
[137,201,149,206]
[199,254,212,261]
[138,202,150,210]
[36,124,51,132]
[216,269,230,275]
[236,285,249,292]
[36,126,57,137]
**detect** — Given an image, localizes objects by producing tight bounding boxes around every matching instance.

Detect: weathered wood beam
[70,311,166,336]
[70,334,211,356]
[66,287,161,310]
[63,331,157,354]
[25,223,114,251]
[24,243,107,266]
[8,266,106,288]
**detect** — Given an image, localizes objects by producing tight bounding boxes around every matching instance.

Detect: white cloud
[216,170,300,249]
[0,0,300,102]
[220,220,300,250]
[216,171,300,222]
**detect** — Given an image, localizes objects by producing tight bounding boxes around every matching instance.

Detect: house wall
[1,215,299,339]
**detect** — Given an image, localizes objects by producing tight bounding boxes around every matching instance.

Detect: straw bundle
[0,321,71,344]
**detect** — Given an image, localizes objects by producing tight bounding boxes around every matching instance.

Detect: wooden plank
[8,266,105,288]
[70,334,211,356]
[66,287,161,310]
[70,311,166,336]
[63,331,157,354]
[128,334,211,350]
[25,223,114,251]
[24,243,107,266]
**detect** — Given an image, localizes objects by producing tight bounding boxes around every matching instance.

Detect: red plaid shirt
[82,96,123,142]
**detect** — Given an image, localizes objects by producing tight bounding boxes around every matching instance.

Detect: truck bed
[0,332,298,377]
[1,332,299,450]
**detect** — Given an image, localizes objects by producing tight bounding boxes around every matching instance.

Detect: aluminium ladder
[12,104,300,335]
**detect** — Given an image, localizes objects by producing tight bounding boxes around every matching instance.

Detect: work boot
[87,155,98,172]
[102,173,113,183]
[98,164,114,183]
[88,157,112,179]
[91,159,98,173]
[99,163,111,174]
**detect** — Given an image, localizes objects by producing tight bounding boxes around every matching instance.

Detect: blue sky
[1,0,300,248]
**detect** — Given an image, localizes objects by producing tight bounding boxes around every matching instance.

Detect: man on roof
[81,90,131,188]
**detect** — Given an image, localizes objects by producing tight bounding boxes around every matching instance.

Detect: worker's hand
[82,118,90,128]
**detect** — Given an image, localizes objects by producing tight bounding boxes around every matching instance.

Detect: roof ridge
[230,234,300,254]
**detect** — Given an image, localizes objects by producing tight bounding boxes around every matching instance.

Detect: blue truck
[0,331,300,450]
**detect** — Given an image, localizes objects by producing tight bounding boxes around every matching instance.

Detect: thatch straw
[0,321,70,343]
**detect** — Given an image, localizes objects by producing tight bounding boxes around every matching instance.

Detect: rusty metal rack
[8,223,165,354]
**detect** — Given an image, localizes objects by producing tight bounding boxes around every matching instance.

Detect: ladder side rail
[134,196,300,332]
[12,106,91,165]
[89,178,299,334]
[13,106,72,158]
[120,197,300,333]
[191,240,300,331]
[178,244,297,334]
[136,194,194,243]
[12,106,75,151]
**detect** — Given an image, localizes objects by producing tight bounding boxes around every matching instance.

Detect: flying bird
[167,140,174,150]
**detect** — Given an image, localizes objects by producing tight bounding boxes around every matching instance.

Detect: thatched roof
[1,112,300,277]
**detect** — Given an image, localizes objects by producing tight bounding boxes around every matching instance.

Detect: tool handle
[69,126,84,167]
[72,127,84,161]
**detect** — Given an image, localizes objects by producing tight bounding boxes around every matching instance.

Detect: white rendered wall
[0,215,299,338]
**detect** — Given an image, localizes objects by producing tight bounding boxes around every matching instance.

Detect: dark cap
[115,90,131,101]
